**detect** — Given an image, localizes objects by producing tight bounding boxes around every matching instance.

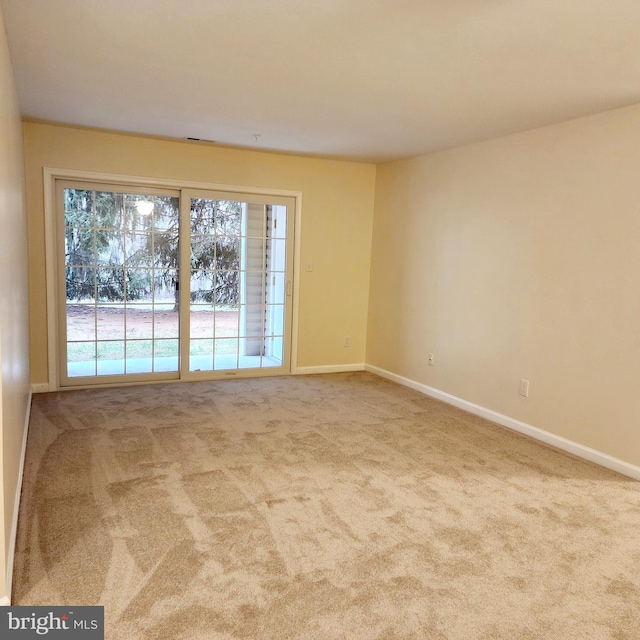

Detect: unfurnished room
[0,1,639,639]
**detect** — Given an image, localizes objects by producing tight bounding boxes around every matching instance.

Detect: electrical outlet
[428,354,434,366]
[305,260,313,272]
[519,379,529,397]
[344,335,351,347]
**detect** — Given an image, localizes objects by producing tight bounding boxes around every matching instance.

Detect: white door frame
[43,167,302,390]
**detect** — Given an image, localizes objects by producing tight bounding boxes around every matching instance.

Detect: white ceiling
[2,0,640,162]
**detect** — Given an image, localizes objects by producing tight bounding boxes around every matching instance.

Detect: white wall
[368,103,640,468]
[0,6,31,602]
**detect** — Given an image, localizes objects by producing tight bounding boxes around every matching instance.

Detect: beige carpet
[12,372,640,639]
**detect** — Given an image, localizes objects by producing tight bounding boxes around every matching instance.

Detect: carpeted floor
[12,372,640,639]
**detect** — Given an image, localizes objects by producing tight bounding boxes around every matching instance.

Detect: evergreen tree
[64,189,241,307]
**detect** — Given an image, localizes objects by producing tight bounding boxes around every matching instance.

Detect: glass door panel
[60,184,181,384]
[183,193,293,375]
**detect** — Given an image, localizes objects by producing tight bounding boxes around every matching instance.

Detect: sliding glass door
[58,181,294,386]
[183,191,291,374]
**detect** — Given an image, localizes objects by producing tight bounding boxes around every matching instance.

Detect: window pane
[190,198,216,234]
[190,339,214,372]
[191,307,213,339]
[154,232,179,268]
[66,267,95,302]
[124,195,154,232]
[125,269,153,303]
[243,238,265,271]
[216,238,240,271]
[97,306,124,340]
[96,268,125,303]
[266,272,285,304]
[214,308,238,337]
[263,335,283,366]
[67,341,97,377]
[154,339,179,372]
[65,228,95,266]
[191,270,215,303]
[240,336,262,361]
[154,270,177,308]
[191,235,216,269]
[65,189,94,227]
[124,340,153,373]
[270,205,287,239]
[243,203,265,239]
[266,239,286,272]
[265,304,284,336]
[97,341,125,376]
[96,230,124,266]
[68,341,96,363]
[214,338,239,370]
[239,304,263,340]
[241,271,264,307]
[155,309,179,339]
[214,270,239,305]
[215,337,238,354]
[95,191,124,229]
[125,306,154,339]
[153,197,179,232]
[67,305,95,341]
[215,201,241,236]
[126,233,152,267]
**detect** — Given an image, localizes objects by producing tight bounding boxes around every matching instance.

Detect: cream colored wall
[368,103,640,467]
[23,122,376,385]
[0,7,30,601]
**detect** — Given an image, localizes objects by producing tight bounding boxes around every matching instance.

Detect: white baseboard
[365,364,640,482]
[31,383,50,394]
[296,363,365,375]
[4,389,33,605]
